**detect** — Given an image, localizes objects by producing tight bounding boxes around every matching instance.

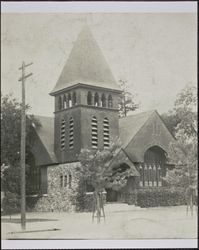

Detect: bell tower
[50,26,122,163]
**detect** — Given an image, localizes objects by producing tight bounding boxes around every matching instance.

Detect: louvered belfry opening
[69,117,74,149]
[59,96,62,110]
[87,91,92,105]
[60,119,66,150]
[94,93,99,107]
[103,117,110,149]
[108,94,113,108]
[63,95,67,109]
[68,93,72,107]
[91,116,98,148]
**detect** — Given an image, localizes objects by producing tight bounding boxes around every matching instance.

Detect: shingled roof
[33,110,175,166]
[33,115,57,165]
[119,110,155,148]
[119,110,176,162]
[50,26,121,95]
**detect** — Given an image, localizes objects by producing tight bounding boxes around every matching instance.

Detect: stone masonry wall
[32,162,81,212]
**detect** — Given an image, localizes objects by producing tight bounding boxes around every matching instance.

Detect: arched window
[63,95,67,109]
[87,91,92,105]
[72,92,77,106]
[94,93,99,107]
[91,116,98,148]
[141,146,167,187]
[108,95,113,108]
[69,174,72,188]
[101,93,106,107]
[60,175,63,188]
[58,96,62,110]
[64,175,67,187]
[103,117,110,148]
[68,93,72,107]
[69,117,74,149]
[60,119,66,150]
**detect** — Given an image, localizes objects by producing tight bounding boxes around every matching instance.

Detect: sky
[1,12,197,117]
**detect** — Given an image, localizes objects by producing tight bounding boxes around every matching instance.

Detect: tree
[161,84,197,137]
[163,84,197,212]
[164,132,197,190]
[1,94,41,212]
[78,140,136,223]
[118,80,139,118]
[161,111,181,136]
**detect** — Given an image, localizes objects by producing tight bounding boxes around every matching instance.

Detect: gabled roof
[119,110,176,162]
[110,149,140,177]
[33,115,57,165]
[119,110,155,148]
[31,110,175,166]
[50,26,121,95]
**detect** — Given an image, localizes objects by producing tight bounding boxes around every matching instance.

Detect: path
[1,205,197,239]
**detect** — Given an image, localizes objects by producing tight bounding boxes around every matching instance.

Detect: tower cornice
[53,103,119,114]
[50,82,122,96]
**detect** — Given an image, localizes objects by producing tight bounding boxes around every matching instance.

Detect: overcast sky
[1,13,197,116]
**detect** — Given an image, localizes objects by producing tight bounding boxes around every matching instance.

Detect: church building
[27,27,176,211]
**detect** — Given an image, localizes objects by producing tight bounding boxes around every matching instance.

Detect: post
[21,61,26,230]
[19,61,33,230]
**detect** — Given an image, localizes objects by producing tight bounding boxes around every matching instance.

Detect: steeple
[51,26,121,163]
[50,26,120,95]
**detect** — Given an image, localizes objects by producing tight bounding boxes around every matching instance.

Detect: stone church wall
[30,162,81,212]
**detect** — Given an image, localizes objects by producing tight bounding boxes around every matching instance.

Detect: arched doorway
[139,146,167,187]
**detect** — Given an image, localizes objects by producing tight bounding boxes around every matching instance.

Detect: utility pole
[18,61,33,230]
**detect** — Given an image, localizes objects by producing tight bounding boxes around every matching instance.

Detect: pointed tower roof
[50,26,121,95]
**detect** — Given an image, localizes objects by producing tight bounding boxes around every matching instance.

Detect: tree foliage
[78,140,136,222]
[161,111,181,136]
[163,84,197,192]
[118,80,139,118]
[78,140,135,191]
[1,94,41,196]
[161,84,197,137]
[164,133,197,190]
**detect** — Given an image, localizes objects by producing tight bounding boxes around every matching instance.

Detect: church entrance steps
[104,203,141,213]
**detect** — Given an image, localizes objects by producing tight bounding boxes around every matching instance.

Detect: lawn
[1,204,197,239]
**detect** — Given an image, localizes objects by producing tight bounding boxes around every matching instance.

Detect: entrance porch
[106,176,139,204]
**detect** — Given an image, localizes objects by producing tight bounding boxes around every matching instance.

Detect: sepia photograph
[1,1,198,249]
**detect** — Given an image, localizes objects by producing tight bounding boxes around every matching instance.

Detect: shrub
[125,191,138,205]
[26,195,41,211]
[136,187,186,208]
[2,192,20,217]
[76,192,107,212]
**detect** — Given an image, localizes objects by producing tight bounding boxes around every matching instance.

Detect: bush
[76,192,107,212]
[82,193,94,212]
[2,192,20,216]
[125,191,138,205]
[137,188,186,208]
[26,195,41,211]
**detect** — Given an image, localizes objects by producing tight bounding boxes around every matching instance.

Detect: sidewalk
[1,205,197,239]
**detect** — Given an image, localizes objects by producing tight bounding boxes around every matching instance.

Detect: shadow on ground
[2,218,58,224]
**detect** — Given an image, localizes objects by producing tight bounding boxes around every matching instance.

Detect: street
[1,205,197,239]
